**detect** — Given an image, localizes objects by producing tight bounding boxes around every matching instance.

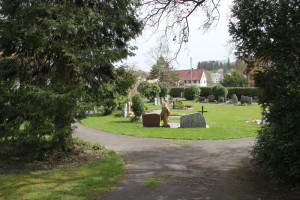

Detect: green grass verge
[0,142,125,200]
[80,101,262,140]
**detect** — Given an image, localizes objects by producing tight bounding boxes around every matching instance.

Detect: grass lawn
[80,101,262,140]
[0,138,125,200]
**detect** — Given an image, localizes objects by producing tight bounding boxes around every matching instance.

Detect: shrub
[241,96,245,105]
[138,82,161,101]
[212,84,228,99]
[219,97,224,103]
[184,85,201,100]
[176,100,184,109]
[159,83,170,98]
[145,84,161,101]
[137,81,150,96]
[131,94,145,120]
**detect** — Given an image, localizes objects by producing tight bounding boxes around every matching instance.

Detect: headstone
[142,113,161,127]
[162,103,166,109]
[123,103,128,118]
[208,95,215,102]
[231,94,238,104]
[199,96,206,102]
[248,97,253,105]
[166,95,170,100]
[243,96,253,105]
[154,98,158,106]
[173,100,176,109]
[157,97,161,105]
[180,113,207,128]
[180,92,184,98]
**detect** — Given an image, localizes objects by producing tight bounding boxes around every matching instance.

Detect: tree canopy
[220,70,246,87]
[229,0,300,184]
[0,0,142,156]
[148,56,179,86]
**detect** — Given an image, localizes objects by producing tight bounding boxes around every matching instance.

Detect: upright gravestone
[231,94,238,104]
[208,95,215,102]
[142,113,161,127]
[123,103,128,118]
[173,100,176,109]
[180,113,207,128]
[166,95,170,100]
[157,97,161,105]
[154,98,158,106]
[248,97,253,105]
[180,92,184,98]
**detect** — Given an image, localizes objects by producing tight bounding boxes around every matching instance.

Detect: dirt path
[74,123,299,200]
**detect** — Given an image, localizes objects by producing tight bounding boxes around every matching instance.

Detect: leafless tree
[139,0,221,56]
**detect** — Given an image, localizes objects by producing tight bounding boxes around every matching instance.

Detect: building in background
[211,73,223,84]
[174,69,207,87]
[244,61,265,87]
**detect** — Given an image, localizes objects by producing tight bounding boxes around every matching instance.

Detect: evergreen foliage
[158,83,170,98]
[0,0,142,157]
[220,70,247,87]
[148,56,179,85]
[212,85,228,99]
[184,85,200,100]
[131,94,145,119]
[137,81,161,101]
[230,0,300,184]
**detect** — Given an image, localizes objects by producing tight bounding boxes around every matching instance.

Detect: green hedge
[199,87,212,97]
[227,87,262,100]
[170,87,185,97]
[170,86,262,99]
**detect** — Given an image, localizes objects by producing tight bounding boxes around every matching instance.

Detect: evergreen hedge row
[170,87,262,99]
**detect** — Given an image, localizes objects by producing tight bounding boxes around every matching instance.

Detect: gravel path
[74,123,299,200]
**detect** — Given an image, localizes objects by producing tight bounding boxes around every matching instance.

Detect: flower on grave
[138,120,143,123]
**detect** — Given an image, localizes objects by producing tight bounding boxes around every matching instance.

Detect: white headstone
[154,98,158,105]
[123,103,128,118]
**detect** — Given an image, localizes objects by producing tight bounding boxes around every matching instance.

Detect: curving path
[74,123,298,200]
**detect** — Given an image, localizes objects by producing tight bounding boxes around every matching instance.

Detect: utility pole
[190,57,193,85]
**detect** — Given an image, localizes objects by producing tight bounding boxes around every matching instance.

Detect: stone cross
[198,106,208,115]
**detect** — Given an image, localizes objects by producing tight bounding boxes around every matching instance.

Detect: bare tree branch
[138,0,220,58]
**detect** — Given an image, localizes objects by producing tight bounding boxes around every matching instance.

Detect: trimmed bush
[131,94,145,119]
[184,85,201,100]
[219,97,224,103]
[212,84,228,99]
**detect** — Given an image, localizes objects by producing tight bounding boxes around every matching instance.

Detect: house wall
[246,61,264,87]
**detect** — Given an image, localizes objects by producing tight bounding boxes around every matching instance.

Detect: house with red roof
[174,69,207,87]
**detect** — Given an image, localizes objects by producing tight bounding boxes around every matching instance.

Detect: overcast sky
[117,1,235,72]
